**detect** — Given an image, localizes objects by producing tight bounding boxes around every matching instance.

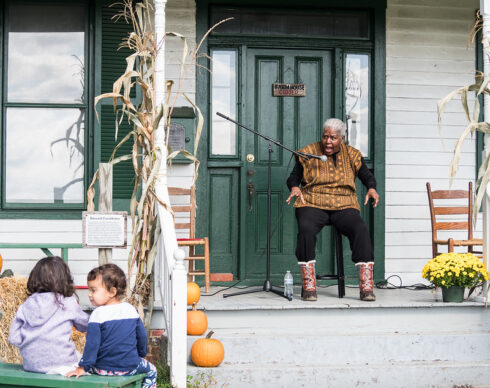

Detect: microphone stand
[217,112,315,301]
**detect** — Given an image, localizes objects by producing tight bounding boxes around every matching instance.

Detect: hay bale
[71,328,86,355]
[0,276,28,363]
[0,277,86,363]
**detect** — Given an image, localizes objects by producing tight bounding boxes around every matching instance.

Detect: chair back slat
[169,186,196,239]
[430,190,468,199]
[168,187,191,195]
[426,181,481,258]
[172,205,192,213]
[433,207,469,215]
[435,222,469,231]
[175,222,191,229]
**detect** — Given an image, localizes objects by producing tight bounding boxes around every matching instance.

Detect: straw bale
[0,277,86,362]
[0,276,28,363]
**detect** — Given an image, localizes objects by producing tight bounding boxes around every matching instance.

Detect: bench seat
[0,362,145,388]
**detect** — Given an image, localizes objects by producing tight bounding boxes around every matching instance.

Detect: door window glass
[211,50,237,156]
[345,53,370,157]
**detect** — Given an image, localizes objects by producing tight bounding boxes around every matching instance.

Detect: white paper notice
[83,212,127,248]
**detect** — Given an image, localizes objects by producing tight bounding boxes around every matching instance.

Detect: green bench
[0,363,145,387]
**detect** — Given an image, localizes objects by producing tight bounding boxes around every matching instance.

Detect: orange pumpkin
[191,331,224,367]
[0,253,2,273]
[187,303,208,336]
[187,282,201,306]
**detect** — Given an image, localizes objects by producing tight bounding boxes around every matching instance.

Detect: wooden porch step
[184,286,490,388]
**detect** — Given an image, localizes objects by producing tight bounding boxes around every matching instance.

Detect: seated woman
[286,118,379,302]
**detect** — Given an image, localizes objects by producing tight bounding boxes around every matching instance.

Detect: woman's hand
[286,186,305,205]
[364,188,379,208]
[65,366,86,378]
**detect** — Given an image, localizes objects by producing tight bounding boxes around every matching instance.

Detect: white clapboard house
[0,0,489,387]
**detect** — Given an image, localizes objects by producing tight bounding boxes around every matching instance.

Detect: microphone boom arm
[216,112,315,161]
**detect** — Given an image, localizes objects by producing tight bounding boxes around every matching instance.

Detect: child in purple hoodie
[8,256,89,374]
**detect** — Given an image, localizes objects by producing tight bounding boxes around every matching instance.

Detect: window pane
[345,54,370,157]
[7,4,85,103]
[211,50,237,156]
[212,7,369,39]
[5,108,85,204]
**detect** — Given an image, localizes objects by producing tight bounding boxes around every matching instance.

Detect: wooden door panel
[244,49,334,282]
[208,169,239,275]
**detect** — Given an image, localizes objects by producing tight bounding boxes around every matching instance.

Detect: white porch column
[481,0,490,298]
[154,1,179,279]
[154,1,187,387]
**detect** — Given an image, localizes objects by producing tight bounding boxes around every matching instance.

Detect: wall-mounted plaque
[82,211,127,248]
[272,83,306,97]
[166,123,186,151]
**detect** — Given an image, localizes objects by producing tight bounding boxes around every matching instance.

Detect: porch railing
[156,204,187,388]
[0,243,83,263]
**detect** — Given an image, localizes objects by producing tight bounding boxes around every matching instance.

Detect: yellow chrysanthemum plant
[422,252,489,288]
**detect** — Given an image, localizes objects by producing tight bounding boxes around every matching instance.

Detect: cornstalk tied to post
[86,0,221,325]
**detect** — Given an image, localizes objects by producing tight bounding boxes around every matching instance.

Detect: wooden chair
[169,186,210,292]
[426,182,483,258]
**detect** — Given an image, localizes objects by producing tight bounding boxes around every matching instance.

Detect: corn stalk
[86,0,227,324]
[438,11,490,225]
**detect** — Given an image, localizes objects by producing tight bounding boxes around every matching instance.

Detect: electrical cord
[201,153,297,297]
[374,275,434,290]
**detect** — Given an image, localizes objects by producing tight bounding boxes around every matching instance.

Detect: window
[1,2,88,210]
[345,53,370,157]
[210,49,237,156]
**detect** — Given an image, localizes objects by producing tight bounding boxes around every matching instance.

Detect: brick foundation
[146,329,166,364]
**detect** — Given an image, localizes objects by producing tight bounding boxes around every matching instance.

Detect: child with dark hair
[9,256,89,374]
[66,263,156,388]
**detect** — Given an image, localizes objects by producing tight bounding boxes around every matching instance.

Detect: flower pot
[441,286,465,303]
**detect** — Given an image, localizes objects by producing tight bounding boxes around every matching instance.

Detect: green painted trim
[208,36,373,50]
[372,5,386,281]
[476,28,484,181]
[202,0,386,8]
[0,243,83,248]
[93,0,103,212]
[0,210,83,219]
[0,2,3,218]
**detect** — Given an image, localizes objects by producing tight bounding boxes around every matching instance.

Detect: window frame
[209,47,239,159]
[0,0,94,218]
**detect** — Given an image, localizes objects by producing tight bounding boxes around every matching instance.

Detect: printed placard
[82,211,127,248]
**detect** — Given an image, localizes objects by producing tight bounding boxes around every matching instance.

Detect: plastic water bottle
[284,270,294,299]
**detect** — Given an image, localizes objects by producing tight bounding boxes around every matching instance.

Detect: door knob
[246,154,255,162]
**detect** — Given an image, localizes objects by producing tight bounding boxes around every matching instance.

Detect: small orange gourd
[191,331,224,367]
[187,303,208,336]
[0,253,3,273]
[187,282,201,306]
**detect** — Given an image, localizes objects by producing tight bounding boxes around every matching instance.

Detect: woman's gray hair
[323,118,346,137]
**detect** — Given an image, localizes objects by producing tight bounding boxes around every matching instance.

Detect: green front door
[198,2,386,285]
[242,48,334,282]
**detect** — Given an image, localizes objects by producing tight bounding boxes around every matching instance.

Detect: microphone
[298,152,328,162]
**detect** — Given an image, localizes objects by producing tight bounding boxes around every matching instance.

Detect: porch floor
[196,284,485,310]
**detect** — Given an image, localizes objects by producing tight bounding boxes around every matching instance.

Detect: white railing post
[170,249,187,387]
[154,1,188,386]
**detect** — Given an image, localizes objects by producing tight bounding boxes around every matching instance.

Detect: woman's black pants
[295,207,374,263]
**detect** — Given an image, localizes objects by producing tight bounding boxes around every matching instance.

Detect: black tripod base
[223,280,293,301]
